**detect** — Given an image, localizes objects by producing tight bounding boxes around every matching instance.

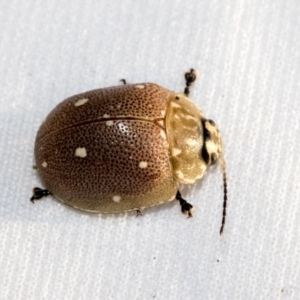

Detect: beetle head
[201,118,223,166]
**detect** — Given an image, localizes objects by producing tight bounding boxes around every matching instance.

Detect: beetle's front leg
[30,187,52,203]
[176,191,193,217]
[183,69,197,97]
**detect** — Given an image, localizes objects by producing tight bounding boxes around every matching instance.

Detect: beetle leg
[184,69,197,97]
[175,191,193,218]
[136,210,143,217]
[120,79,127,85]
[30,187,52,203]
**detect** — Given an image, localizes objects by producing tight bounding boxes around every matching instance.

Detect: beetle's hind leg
[136,210,143,217]
[176,191,193,218]
[120,79,127,85]
[30,187,52,203]
[184,69,197,97]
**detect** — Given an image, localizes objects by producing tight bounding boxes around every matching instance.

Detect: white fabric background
[1,0,300,299]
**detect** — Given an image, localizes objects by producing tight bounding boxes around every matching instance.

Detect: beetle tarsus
[187,211,193,218]
[184,69,197,96]
[136,210,143,217]
[30,187,52,203]
[120,79,127,85]
[176,191,193,217]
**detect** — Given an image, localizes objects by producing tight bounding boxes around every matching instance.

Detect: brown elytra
[35,84,179,213]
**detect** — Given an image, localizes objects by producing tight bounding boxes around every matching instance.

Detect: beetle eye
[211,153,218,165]
[208,119,215,126]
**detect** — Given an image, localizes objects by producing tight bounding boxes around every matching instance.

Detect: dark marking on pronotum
[202,146,209,164]
[200,118,211,164]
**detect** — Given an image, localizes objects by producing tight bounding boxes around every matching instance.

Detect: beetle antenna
[219,156,227,235]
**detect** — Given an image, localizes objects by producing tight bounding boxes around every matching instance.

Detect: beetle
[31,69,228,234]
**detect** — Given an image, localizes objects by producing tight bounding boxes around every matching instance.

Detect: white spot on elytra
[42,161,48,168]
[112,195,121,203]
[139,161,148,169]
[160,129,167,140]
[161,110,166,117]
[172,148,182,156]
[74,98,89,106]
[75,147,87,158]
[135,84,145,89]
[157,120,164,127]
[106,120,114,126]
[103,114,110,118]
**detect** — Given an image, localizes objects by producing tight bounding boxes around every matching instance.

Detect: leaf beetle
[31,69,228,234]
